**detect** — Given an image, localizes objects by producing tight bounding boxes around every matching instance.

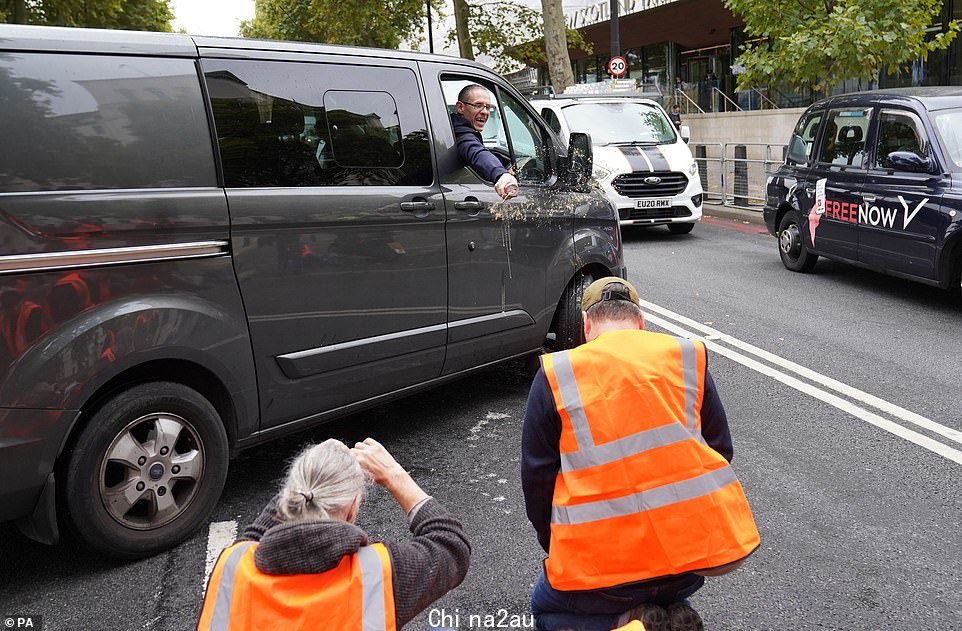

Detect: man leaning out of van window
[451,84,519,199]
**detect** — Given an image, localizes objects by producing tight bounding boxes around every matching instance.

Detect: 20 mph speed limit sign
[607,56,627,77]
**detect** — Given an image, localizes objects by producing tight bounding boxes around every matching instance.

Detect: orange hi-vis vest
[197,541,396,631]
[541,329,760,591]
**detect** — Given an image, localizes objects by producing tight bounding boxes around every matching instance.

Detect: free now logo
[808,178,928,246]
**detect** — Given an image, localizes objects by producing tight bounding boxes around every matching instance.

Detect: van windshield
[930,108,962,170]
[560,102,677,145]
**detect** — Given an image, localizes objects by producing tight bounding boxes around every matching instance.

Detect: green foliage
[446,0,591,73]
[240,0,435,49]
[725,0,959,91]
[1,0,173,30]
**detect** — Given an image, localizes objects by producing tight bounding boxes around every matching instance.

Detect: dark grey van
[0,25,623,557]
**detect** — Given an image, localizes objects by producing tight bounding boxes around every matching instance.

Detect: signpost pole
[610,0,620,62]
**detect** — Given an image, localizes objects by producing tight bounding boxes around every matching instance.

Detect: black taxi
[764,88,962,293]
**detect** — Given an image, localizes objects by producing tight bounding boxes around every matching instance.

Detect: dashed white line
[203,520,238,592]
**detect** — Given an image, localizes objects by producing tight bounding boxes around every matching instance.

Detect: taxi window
[817,108,872,167]
[787,111,823,164]
[875,110,929,168]
[931,108,962,170]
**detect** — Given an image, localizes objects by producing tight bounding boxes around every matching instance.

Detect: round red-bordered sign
[607,56,627,77]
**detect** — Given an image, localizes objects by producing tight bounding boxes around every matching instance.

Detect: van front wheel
[65,382,228,559]
[553,272,593,350]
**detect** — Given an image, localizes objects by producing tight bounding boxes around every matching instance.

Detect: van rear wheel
[65,382,228,559]
[778,213,818,272]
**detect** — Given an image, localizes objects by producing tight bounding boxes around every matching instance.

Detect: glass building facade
[537,0,962,112]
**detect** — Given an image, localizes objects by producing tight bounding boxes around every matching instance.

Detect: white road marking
[203,520,238,591]
[639,302,962,466]
[640,299,962,446]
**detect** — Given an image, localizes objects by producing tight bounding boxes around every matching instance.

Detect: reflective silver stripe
[0,240,229,275]
[677,338,702,439]
[551,351,595,449]
[358,545,387,631]
[560,422,692,472]
[552,466,739,525]
[208,542,255,631]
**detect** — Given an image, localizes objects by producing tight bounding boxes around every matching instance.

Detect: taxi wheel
[64,382,229,559]
[778,214,818,273]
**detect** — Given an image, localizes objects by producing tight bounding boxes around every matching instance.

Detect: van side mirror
[565,132,593,192]
[680,125,691,143]
[886,151,934,173]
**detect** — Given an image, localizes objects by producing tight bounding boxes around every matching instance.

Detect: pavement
[701,202,766,226]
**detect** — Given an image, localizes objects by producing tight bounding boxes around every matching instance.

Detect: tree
[446,0,591,81]
[452,0,473,60]
[240,0,432,49]
[725,0,959,91]
[540,0,574,93]
[1,0,173,30]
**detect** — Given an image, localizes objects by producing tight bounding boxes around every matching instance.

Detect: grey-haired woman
[199,438,470,630]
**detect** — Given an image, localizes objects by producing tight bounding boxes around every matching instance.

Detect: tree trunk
[541,0,574,94]
[452,0,474,60]
[13,0,27,23]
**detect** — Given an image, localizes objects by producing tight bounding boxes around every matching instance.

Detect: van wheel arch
[67,359,238,451]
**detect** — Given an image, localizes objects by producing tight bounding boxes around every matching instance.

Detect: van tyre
[667,223,694,235]
[778,213,818,273]
[554,272,593,350]
[65,382,228,559]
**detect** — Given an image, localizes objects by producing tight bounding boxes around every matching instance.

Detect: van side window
[204,60,432,187]
[0,53,214,193]
[787,111,823,165]
[441,77,549,184]
[875,110,929,167]
[501,93,549,183]
[325,91,404,169]
[817,108,872,167]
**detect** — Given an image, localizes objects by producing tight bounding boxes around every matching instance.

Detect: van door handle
[862,194,876,202]
[400,200,435,212]
[454,199,483,211]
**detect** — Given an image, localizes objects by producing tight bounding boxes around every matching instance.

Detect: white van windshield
[560,102,677,145]
[930,108,962,170]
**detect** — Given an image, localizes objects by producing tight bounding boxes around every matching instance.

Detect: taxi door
[804,106,872,262]
[859,107,949,280]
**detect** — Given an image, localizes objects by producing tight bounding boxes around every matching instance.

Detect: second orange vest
[541,329,760,591]
[197,540,396,631]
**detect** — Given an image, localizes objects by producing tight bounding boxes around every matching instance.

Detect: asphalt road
[2,213,961,631]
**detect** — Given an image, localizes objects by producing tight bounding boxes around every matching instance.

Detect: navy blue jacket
[451,113,509,183]
[521,366,734,553]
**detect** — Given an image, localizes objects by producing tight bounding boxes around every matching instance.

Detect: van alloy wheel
[100,412,204,530]
[66,382,228,559]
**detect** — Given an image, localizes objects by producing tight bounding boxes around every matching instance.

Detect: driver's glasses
[460,101,497,113]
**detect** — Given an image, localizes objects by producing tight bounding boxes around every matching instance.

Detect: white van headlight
[688,161,698,176]
[592,164,612,181]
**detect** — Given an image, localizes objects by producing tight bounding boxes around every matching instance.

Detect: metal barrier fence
[689,142,788,209]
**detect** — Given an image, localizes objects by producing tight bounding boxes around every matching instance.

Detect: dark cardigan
[239,495,471,629]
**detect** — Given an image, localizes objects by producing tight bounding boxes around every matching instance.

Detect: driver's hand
[495,173,519,200]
